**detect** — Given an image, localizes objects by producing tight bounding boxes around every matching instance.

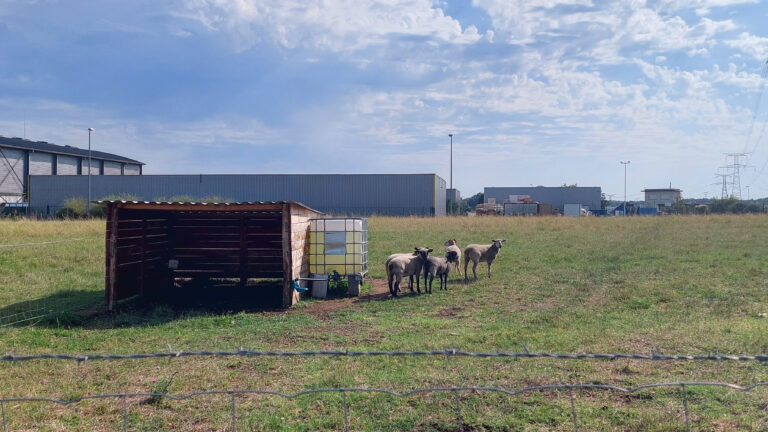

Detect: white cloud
[725,32,768,61]
[180,0,485,52]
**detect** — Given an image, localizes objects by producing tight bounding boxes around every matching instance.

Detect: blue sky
[1,0,767,200]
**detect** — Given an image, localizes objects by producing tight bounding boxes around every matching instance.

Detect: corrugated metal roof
[96,200,323,214]
[0,136,144,165]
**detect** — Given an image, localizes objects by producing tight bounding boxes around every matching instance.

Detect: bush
[56,197,87,218]
[88,193,141,218]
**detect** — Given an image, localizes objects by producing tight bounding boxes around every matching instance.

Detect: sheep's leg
[464,258,470,281]
[455,261,462,276]
[416,271,421,293]
[487,260,493,278]
[408,275,414,292]
[388,272,394,296]
[393,274,401,297]
[472,260,478,280]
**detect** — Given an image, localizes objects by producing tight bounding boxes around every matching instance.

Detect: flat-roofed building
[642,188,682,210]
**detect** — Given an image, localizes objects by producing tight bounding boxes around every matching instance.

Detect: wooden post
[239,214,248,287]
[281,203,293,308]
[139,214,146,296]
[106,204,119,310]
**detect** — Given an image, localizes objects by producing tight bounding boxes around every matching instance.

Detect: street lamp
[88,127,94,214]
[448,134,453,190]
[448,133,453,215]
[620,160,630,216]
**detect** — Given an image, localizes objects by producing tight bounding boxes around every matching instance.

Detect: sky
[1,0,767,200]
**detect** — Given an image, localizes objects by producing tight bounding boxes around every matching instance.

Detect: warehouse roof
[0,135,144,165]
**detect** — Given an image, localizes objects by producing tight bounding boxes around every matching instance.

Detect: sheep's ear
[428,248,433,252]
[501,239,507,243]
[414,247,419,250]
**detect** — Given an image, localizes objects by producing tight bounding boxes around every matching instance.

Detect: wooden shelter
[103,201,321,310]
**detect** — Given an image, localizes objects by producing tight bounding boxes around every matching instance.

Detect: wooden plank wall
[169,211,282,280]
[107,205,308,310]
[106,208,171,309]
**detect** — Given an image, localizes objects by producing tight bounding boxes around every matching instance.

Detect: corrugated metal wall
[29,152,53,176]
[30,174,447,216]
[0,148,24,200]
[484,187,602,212]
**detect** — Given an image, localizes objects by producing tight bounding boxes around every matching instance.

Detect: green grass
[0,215,767,431]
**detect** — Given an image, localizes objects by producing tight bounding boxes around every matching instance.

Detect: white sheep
[386,247,432,296]
[443,238,462,276]
[386,251,421,293]
[423,250,459,293]
[464,239,506,280]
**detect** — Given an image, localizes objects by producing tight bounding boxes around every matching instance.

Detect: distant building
[28,174,447,217]
[484,186,602,213]
[642,188,682,210]
[0,135,144,204]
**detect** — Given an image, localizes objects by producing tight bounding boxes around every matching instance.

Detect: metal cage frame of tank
[308,218,368,278]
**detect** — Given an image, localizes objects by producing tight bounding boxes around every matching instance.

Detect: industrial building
[484,186,602,213]
[642,188,682,210]
[0,136,143,204]
[29,174,447,217]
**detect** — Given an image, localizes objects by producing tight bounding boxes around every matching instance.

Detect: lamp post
[620,160,630,216]
[88,128,94,214]
[448,134,453,190]
[448,134,453,215]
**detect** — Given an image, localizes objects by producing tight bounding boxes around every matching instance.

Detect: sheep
[423,250,459,293]
[387,247,432,296]
[443,238,462,276]
[385,251,421,292]
[464,239,506,280]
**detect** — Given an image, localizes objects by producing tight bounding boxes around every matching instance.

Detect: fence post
[342,391,349,432]
[681,384,690,432]
[1,400,7,432]
[122,395,128,432]
[231,392,237,432]
[569,387,578,431]
[453,390,463,429]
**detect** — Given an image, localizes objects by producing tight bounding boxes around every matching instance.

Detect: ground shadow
[2,279,289,329]
[0,289,104,328]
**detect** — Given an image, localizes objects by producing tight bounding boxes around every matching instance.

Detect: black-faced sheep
[423,250,459,293]
[443,238,462,276]
[386,247,432,296]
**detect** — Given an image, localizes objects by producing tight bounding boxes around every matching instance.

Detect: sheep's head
[445,250,459,263]
[444,238,458,247]
[491,239,506,249]
[413,247,433,261]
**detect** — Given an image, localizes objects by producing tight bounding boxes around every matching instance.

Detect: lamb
[464,239,506,280]
[423,250,459,293]
[386,247,432,296]
[443,238,462,276]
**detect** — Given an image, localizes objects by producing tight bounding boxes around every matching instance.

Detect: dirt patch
[286,278,392,319]
[436,306,464,317]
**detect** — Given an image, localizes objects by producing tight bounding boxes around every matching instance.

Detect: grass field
[1,215,767,431]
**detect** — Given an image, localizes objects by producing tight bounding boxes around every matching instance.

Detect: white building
[642,188,682,210]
